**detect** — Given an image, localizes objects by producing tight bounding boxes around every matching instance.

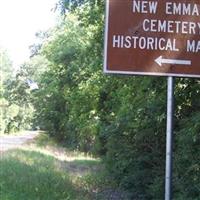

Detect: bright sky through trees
[0,0,57,69]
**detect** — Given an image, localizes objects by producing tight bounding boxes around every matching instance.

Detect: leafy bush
[22,1,200,198]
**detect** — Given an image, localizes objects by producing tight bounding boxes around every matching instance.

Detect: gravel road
[0,131,39,151]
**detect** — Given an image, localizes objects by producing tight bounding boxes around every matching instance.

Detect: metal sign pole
[165,76,174,200]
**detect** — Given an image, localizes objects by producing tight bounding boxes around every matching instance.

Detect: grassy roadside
[0,133,129,200]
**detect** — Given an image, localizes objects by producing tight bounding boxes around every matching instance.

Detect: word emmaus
[133,1,200,16]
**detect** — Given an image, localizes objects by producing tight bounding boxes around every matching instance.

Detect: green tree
[0,47,15,133]
[29,1,200,199]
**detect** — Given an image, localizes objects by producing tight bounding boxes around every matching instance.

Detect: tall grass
[0,133,128,200]
[0,150,96,200]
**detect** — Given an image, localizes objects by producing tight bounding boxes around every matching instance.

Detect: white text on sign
[112,1,200,53]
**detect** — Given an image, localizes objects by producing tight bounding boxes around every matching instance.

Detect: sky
[0,0,58,69]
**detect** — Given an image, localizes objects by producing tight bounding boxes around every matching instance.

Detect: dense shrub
[24,1,200,198]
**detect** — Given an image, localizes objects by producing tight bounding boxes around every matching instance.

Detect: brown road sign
[104,0,200,78]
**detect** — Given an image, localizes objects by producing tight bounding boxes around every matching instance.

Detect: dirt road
[0,131,39,151]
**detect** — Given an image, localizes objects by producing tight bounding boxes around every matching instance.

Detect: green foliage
[174,116,200,199]
[0,47,13,83]
[26,1,200,199]
[57,0,103,14]
[0,150,94,200]
[31,10,104,151]
[0,138,122,200]
[3,68,34,133]
[173,80,200,200]
[0,48,24,134]
[98,77,166,199]
[0,47,40,134]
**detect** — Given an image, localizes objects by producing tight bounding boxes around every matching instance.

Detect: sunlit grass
[0,150,88,200]
[23,132,99,162]
[0,133,123,200]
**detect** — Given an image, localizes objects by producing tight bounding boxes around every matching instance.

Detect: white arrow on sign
[155,56,191,67]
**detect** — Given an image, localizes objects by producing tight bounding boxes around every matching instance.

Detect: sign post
[104,0,200,199]
[165,76,174,200]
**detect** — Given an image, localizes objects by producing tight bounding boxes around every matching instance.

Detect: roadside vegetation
[0,48,33,135]
[0,133,129,200]
[0,0,199,199]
